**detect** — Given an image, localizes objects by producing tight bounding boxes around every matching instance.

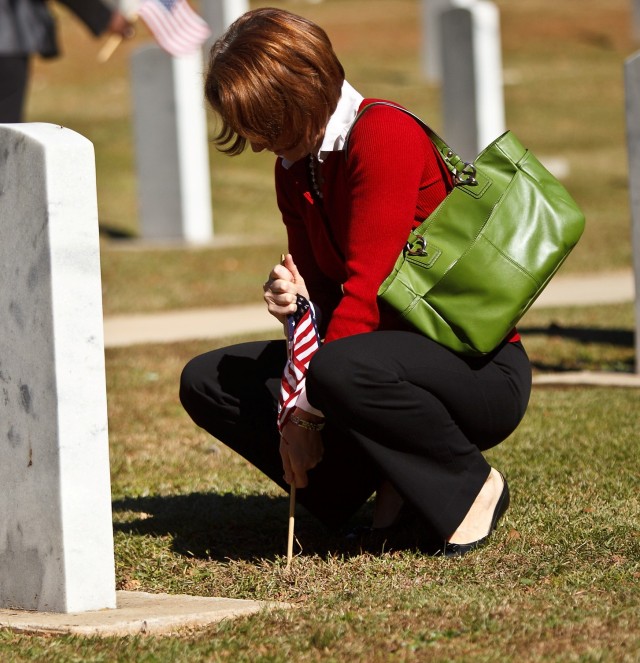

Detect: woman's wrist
[289,414,325,431]
[294,390,324,418]
[289,410,325,431]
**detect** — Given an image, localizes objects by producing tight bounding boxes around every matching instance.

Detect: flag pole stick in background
[97,15,139,63]
[98,34,124,62]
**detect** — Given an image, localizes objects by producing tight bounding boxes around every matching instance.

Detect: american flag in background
[137,0,211,57]
[277,295,322,432]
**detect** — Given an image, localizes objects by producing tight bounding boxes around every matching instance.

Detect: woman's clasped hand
[279,409,325,489]
[262,254,309,323]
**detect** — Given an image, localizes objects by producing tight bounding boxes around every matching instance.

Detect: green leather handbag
[361,103,586,355]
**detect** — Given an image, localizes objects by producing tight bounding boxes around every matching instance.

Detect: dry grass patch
[1,320,638,660]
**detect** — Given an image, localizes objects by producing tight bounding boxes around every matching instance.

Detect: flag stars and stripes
[278,295,322,432]
[137,0,211,57]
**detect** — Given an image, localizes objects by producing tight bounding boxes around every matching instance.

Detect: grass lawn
[2,303,638,661]
[4,0,638,660]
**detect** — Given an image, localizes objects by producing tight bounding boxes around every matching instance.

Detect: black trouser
[0,56,30,122]
[180,331,531,536]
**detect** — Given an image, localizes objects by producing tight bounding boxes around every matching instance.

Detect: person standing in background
[0,0,134,122]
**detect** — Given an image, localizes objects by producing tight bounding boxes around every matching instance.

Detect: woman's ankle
[447,468,503,544]
[372,479,404,528]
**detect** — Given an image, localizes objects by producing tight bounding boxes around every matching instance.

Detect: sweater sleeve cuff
[295,386,325,418]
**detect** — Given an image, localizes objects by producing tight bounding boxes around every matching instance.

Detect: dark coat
[0,0,112,57]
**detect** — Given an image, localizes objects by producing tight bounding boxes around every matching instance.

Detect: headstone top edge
[132,42,167,57]
[0,123,93,150]
[625,51,640,67]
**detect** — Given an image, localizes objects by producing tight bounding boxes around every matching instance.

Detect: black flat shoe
[441,473,510,558]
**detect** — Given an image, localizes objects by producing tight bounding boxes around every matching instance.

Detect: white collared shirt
[281,80,364,169]
[316,80,364,163]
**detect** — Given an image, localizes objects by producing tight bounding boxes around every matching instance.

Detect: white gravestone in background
[421,0,476,83]
[131,46,213,244]
[201,0,249,48]
[624,53,640,373]
[440,2,505,162]
[0,124,116,613]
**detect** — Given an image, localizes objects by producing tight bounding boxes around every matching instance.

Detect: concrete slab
[533,270,634,309]
[533,371,640,388]
[104,304,281,348]
[0,591,288,637]
[102,270,635,349]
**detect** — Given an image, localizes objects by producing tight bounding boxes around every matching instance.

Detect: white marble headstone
[624,53,640,373]
[421,0,477,83]
[131,45,213,244]
[440,1,505,161]
[200,0,249,48]
[0,124,116,613]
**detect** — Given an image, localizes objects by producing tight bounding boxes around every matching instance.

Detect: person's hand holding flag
[265,254,325,488]
[278,294,324,488]
[98,0,211,62]
[266,253,324,567]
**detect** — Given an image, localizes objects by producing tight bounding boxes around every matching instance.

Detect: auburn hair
[205,7,345,155]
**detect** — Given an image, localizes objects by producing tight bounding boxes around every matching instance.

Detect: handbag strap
[344,101,478,187]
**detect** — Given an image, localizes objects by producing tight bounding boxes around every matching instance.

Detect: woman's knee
[307,336,365,404]
[179,353,217,418]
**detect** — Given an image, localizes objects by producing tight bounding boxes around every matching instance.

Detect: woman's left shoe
[441,473,510,558]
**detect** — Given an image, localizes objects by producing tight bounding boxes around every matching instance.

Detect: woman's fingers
[264,288,296,310]
[279,426,324,489]
[270,262,294,283]
[280,437,308,487]
[282,254,310,300]
[262,253,309,322]
[263,255,308,303]
[268,278,295,295]
[279,441,294,485]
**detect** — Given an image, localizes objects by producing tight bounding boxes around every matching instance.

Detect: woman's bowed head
[180,7,532,558]
[205,7,344,163]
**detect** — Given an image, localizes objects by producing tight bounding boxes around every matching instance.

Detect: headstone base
[0,591,291,637]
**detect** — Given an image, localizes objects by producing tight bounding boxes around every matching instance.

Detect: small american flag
[137,0,211,57]
[277,295,322,432]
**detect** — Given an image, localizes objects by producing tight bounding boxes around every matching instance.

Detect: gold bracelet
[289,413,325,431]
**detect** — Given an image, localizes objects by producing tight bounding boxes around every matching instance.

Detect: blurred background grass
[25,0,637,315]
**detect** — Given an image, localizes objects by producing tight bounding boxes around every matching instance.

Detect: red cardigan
[275,99,518,345]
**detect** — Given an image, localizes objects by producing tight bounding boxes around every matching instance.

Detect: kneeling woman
[180,8,531,556]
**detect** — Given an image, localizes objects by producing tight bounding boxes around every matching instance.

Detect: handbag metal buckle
[452,162,478,186]
[406,236,428,256]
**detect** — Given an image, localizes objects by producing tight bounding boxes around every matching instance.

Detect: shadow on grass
[519,323,635,373]
[112,492,369,562]
[520,324,633,347]
[99,222,138,240]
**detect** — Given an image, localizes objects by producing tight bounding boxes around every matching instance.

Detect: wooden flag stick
[97,17,138,63]
[97,34,123,63]
[283,251,295,571]
[286,484,296,570]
